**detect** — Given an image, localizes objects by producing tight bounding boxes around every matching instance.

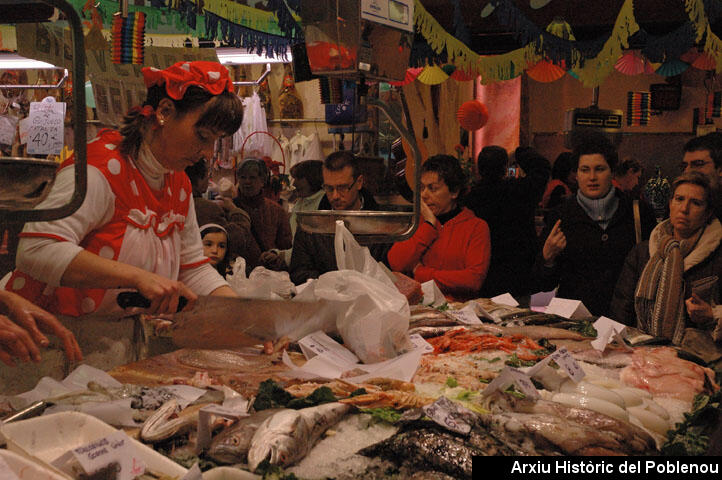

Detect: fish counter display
[1,299,721,480]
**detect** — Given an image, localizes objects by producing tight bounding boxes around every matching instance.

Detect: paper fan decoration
[387,67,423,87]
[680,48,700,63]
[526,60,566,82]
[457,100,489,131]
[692,52,717,71]
[655,60,689,77]
[614,51,655,75]
[416,65,450,85]
[450,68,476,81]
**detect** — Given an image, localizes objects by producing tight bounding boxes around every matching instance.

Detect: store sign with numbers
[27,97,65,155]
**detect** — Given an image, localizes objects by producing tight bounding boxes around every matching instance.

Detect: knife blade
[118,292,338,349]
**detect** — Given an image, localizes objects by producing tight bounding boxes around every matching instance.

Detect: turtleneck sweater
[576,186,619,230]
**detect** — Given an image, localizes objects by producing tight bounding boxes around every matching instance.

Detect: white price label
[550,347,585,383]
[447,309,482,325]
[591,316,628,352]
[0,115,18,145]
[409,333,434,354]
[63,431,145,480]
[422,396,472,435]
[483,367,540,400]
[298,331,359,365]
[27,99,65,155]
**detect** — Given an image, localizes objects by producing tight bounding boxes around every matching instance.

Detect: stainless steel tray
[296,209,415,240]
[0,157,58,209]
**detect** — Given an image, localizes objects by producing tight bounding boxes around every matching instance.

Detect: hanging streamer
[627,91,651,126]
[111,11,145,65]
[205,11,291,59]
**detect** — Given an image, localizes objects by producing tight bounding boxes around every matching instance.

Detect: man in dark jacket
[466,146,550,300]
[681,133,722,220]
[289,151,388,284]
[533,134,656,316]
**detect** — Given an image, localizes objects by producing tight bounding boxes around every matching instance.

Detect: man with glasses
[682,133,722,219]
[289,151,386,284]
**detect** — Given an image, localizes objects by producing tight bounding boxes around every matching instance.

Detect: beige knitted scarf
[634,220,703,344]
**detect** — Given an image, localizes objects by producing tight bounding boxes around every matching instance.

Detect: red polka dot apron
[6,130,193,316]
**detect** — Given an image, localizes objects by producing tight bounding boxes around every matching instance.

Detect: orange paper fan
[614,50,654,75]
[692,52,717,71]
[457,100,489,131]
[387,67,423,87]
[526,60,566,82]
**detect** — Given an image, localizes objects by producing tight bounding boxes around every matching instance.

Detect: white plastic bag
[226,262,296,300]
[334,220,395,285]
[313,270,411,364]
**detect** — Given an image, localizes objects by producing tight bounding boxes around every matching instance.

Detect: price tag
[546,298,591,319]
[52,431,145,480]
[421,396,473,435]
[482,367,540,400]
[298,330,359,365]
[0,115,18,145]
[491,293,519,307]
[590,316,628,352]
[27,98,65,155]
[550,347,585,383]
[447,306,482,325]
[409,333,434,354]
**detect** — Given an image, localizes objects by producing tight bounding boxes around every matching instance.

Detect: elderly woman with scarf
[610,172,722,348]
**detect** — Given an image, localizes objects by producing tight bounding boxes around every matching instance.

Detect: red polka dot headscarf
[141,61,234,100]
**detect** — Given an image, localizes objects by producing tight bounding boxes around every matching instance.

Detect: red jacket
[388,208,491,301]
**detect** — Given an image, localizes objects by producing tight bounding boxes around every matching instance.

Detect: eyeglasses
[680,160,713,171]
[322,177,358,195]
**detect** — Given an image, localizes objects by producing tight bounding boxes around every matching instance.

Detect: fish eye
[231,437,239,445]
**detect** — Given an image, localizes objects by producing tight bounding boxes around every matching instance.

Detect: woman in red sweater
[388,154,491,301]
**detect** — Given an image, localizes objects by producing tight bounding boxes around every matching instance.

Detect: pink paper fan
[614,50,654,75]
[387,67,423,87]
[692,52,717,71]
[526,60,566,82]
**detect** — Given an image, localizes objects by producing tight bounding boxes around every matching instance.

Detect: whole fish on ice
[207,409,282,464]
[247,402,351,472]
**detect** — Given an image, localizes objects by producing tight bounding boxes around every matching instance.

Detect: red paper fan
[450,68,476,81]
[456,100,489,131]
[680,48,700,63]
[387,67,423,86]
[692,52,717,71]
[526,60,566,82]
[614,50,654,75]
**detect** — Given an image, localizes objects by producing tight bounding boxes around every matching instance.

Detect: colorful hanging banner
[627,91,651,126]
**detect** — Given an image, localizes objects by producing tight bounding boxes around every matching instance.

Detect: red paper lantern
[456,100,489,131]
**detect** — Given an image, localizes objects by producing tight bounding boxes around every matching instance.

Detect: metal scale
[296,0,422,242]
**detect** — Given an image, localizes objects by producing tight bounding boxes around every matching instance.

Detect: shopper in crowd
[185,159,261,272]
[6,61,241,320]
[610,172,722,346]
[533,133,656,316]
[279,160,325,266]
[681,133,722,219]
[466,145,549,301]
[200,222,232,277]
[233,157,292,271]
[390,154,490,301]
[614,157,643,195]
[541,151,577,210]
[0,290,81,366]
[290,151,387,284]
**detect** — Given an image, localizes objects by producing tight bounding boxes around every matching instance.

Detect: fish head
[247,410,309,472]
[208,429,251,464]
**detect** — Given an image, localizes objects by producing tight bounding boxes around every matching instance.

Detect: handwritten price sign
[27,98,65,155]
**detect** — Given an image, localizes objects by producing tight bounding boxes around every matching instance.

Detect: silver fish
[207,409,282,464]
[247,402,351,472]
[140,399,210,442]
